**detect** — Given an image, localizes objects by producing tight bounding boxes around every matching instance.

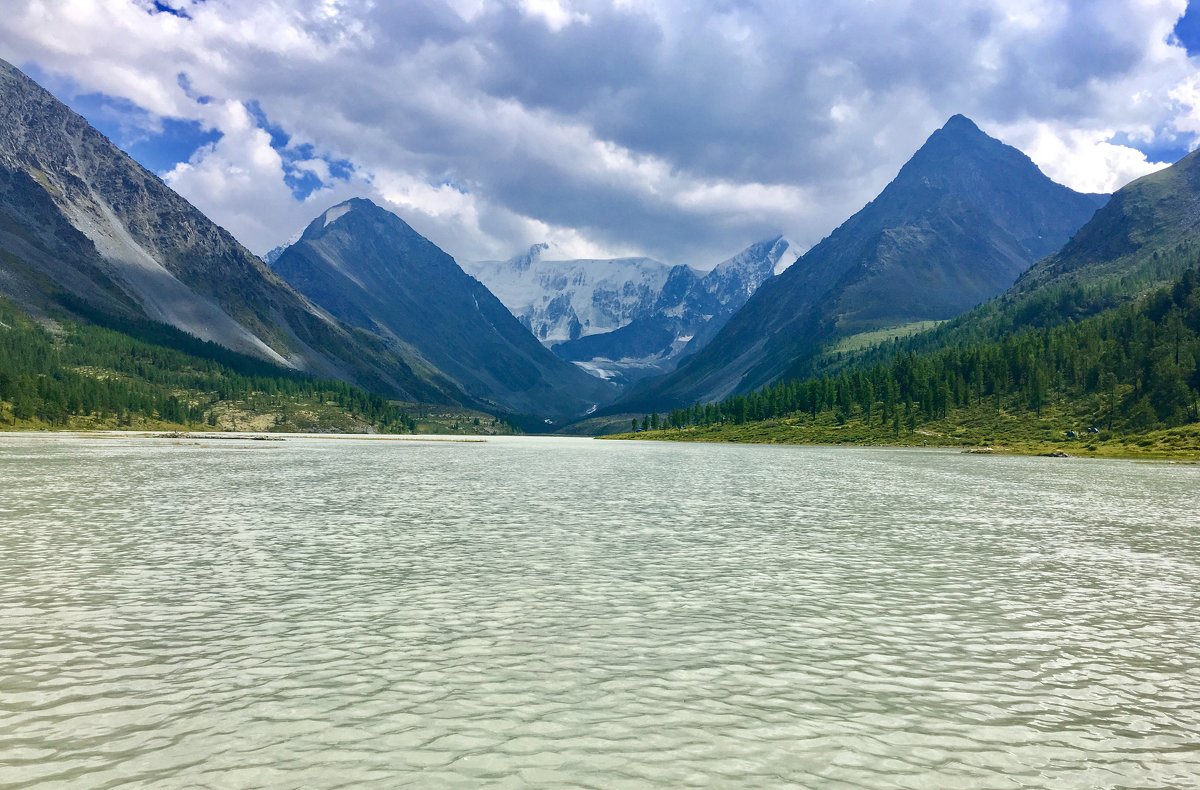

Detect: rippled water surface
[2,434,1199,788]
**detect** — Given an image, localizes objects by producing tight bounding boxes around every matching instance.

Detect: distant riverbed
[2,434,1198,787]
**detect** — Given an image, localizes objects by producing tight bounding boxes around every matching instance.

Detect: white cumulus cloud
[0,0,1197,266]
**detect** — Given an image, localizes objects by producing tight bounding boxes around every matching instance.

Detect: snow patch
[323,203,353,227]
[774,240,802,274]
[571,360,619,380]
[470,238,791,381]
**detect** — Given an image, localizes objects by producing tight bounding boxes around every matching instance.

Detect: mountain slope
[0,295,420,433]
[623,265,1200,458]
[270,199,616,417]
[626,145,1200,454]
[1005,148,1200,310]
[0,58,466,405]
[620,115,1108,409]
[856,146,1200,360]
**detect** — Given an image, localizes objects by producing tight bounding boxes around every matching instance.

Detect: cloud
[0,0,1196,266]
[995,122,1171,194]
[160,99,364,248]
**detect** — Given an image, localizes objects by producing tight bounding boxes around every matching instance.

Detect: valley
[0,57,1196,459]
[3,6,1200,789]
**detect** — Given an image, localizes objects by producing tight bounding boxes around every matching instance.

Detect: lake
[1,434,1198,788]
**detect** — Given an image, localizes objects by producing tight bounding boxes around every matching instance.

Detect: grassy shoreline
[0,429,488,443]
[5,414,1197,461]
[0,401,514,436]
[603,410,1200,461]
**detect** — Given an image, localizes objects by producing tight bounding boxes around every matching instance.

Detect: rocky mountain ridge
[617,114,1110,410]
[271,199,617,417]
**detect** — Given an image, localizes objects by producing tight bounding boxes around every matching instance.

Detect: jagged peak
[700,236,798,292]
[708,235,796,277]
[505,241,552,271]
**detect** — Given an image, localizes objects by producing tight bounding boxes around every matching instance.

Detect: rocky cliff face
[270,199,617,417]
[0,57,469,404]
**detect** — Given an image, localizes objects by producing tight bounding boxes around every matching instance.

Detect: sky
[2,0,1200,268]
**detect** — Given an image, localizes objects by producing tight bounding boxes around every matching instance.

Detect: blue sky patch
[23,63,354,191]
[1109,131,1191,166]
[1172,0,1200,56]
[246,100,356,198]
[149,1,191,19]
[21,62,220,174]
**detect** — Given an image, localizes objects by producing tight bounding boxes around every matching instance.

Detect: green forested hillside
[0,299,417,433]
[622,267,1200,457]
[826,150,1200,378]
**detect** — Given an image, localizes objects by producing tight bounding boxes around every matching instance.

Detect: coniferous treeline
[644,267,1200,436]
[801,242,1200,383]
[0,299,416,431]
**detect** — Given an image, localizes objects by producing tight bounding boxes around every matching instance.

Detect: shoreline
[601,431,1200,463]
[3,429,1197,462]
[0,429,489,443]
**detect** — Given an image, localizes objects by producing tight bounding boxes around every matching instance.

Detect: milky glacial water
[1,434,1199,789]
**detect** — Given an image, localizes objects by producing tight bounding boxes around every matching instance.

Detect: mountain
[462,246,677,345]
[262,237,299,266]
[698,142,1200,435]
[0,57,469,405]
[869,144,1200,360]
[269,199,617,417]
[1005,148,1200,310]
[629,149,1200,451]
[620,114,1109,409]
[632,264,1200,457]
[463,237,798,384]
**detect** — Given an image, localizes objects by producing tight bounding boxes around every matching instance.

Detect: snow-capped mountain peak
[704,236,796,299]
[464,236,791,386]
[461,250,674,346]
[262,227,305,266]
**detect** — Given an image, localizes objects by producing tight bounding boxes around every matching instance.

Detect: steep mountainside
[625,265,1200,458]
[270,199,616,417]
[856,145,1200,361]
[0,58,467,404]
[620,115,1109,409]
[465,237,798,384]
[1006,148,1200,308]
